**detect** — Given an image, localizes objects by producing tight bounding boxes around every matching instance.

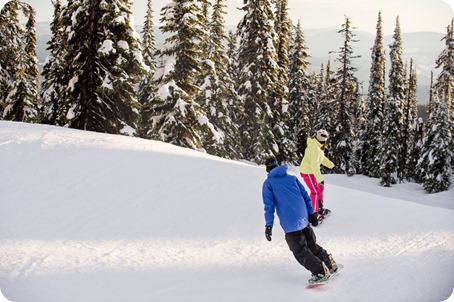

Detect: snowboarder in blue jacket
[262,156,338,283]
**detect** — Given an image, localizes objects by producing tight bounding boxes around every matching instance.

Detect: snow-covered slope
[0,121,453,302]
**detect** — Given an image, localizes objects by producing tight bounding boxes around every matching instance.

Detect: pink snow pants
[300,173,324,213]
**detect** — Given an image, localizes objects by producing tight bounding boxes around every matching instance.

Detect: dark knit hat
[265,156,278,172]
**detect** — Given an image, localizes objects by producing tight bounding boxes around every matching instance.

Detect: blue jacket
[262,165,314,233]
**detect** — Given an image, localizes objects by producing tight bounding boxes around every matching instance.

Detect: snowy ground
[0,121,453,302]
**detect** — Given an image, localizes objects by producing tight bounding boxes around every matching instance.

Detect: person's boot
[308,262,331,284]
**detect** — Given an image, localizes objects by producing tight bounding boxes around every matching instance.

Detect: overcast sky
[1,0,453,35]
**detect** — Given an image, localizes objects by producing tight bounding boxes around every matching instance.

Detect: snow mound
[0,121,453,302]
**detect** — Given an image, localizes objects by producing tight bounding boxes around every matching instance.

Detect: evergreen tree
[22,3,39,114]
[137,0,158,138]
[40,0,67,125]
[226,29,243,136]
[236,0,279,163]
[402,59,419,180]
[352,82,365,173]
[226,30,239,90]
[435,19,454,118]
[150,0,217,150]
[196,0,218,154]
[411,114,425,183]
[271,0,296,164]
[331,16,359,176]
[306,71,320,129]
[61,0,146,135]
[380,16,405,186]
[361,11,386,177]
[0,1,39,122]
[380,97,401,187]
[195,0,241,159]
[421,96,452,193]
[212,0,241,159]
[311,64,325,130]
[313,58,337,171]
[415,75,434,184]
[0,1,22,119]
[287,20,311,162]
[434,18,454,173]
[313,59,336,135]
[0,1,18,118]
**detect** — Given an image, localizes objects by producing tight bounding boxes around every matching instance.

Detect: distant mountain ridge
[36,22,445,104]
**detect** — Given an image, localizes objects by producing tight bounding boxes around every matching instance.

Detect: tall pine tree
[402,59,419,180]
[137,0,158,138]
[40,0,67,125]
[361,12,386,177]
[0,1,39,122]
[149,0,217,150]
[196,0,241,159]
[288,20,311,162]
[421,96,452,193]
[311,64,325,132]
[434,18,454,174]
[331,16,360,176]
[236,0,279,163]
[313,58,337,166]
[226,29,243,142]
[418,18,454,193]
[61,0,145,135]
[271,0,296,164]
[380,16,405,186]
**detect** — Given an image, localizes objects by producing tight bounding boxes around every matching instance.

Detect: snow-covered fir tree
[360,11,386,177]
[226,30,239,90]
[195,0,241,159]
[150,0,218,150]
[410,115,425,183]
[352,81,365,173]
[418,18,454,192]
[311,64,325,130]
[225,29,243,134]
[402,59,419,180]
[287,20,311,162]
[434,18,454,173]
[380,96,401,187]
[236,0,279,163]
[414,74,434,184]
[137,0,158,139]
[0,1,39,122]
[271,0,296,164]
[40,0,67,125]
[0,1,22,118]
[436,19,454,116]
[380,16,405,186]
[310,60,336,176]
[331,16,360,176]
[421,95,452,193]
[61,0,145,135]
[313,58,337,166]
[22,3,39,117]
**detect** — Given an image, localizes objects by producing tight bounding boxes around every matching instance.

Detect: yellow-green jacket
[299,138,335,183]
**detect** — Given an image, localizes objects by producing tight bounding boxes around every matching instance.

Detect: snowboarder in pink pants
[299,129,335,221]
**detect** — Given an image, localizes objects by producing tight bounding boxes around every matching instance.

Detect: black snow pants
[285,225,331,275]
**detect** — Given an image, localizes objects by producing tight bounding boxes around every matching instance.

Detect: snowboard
[317,209,331,224]
[306,264,343,289]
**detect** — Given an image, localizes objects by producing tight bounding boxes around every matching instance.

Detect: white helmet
[316,129,329,143]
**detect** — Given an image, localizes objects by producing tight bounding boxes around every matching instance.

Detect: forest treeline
[0,0,452,193]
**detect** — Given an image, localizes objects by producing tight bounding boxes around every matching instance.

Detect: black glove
[319,180,325,185]
[265,226,272,241]
[309,213,319,227]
